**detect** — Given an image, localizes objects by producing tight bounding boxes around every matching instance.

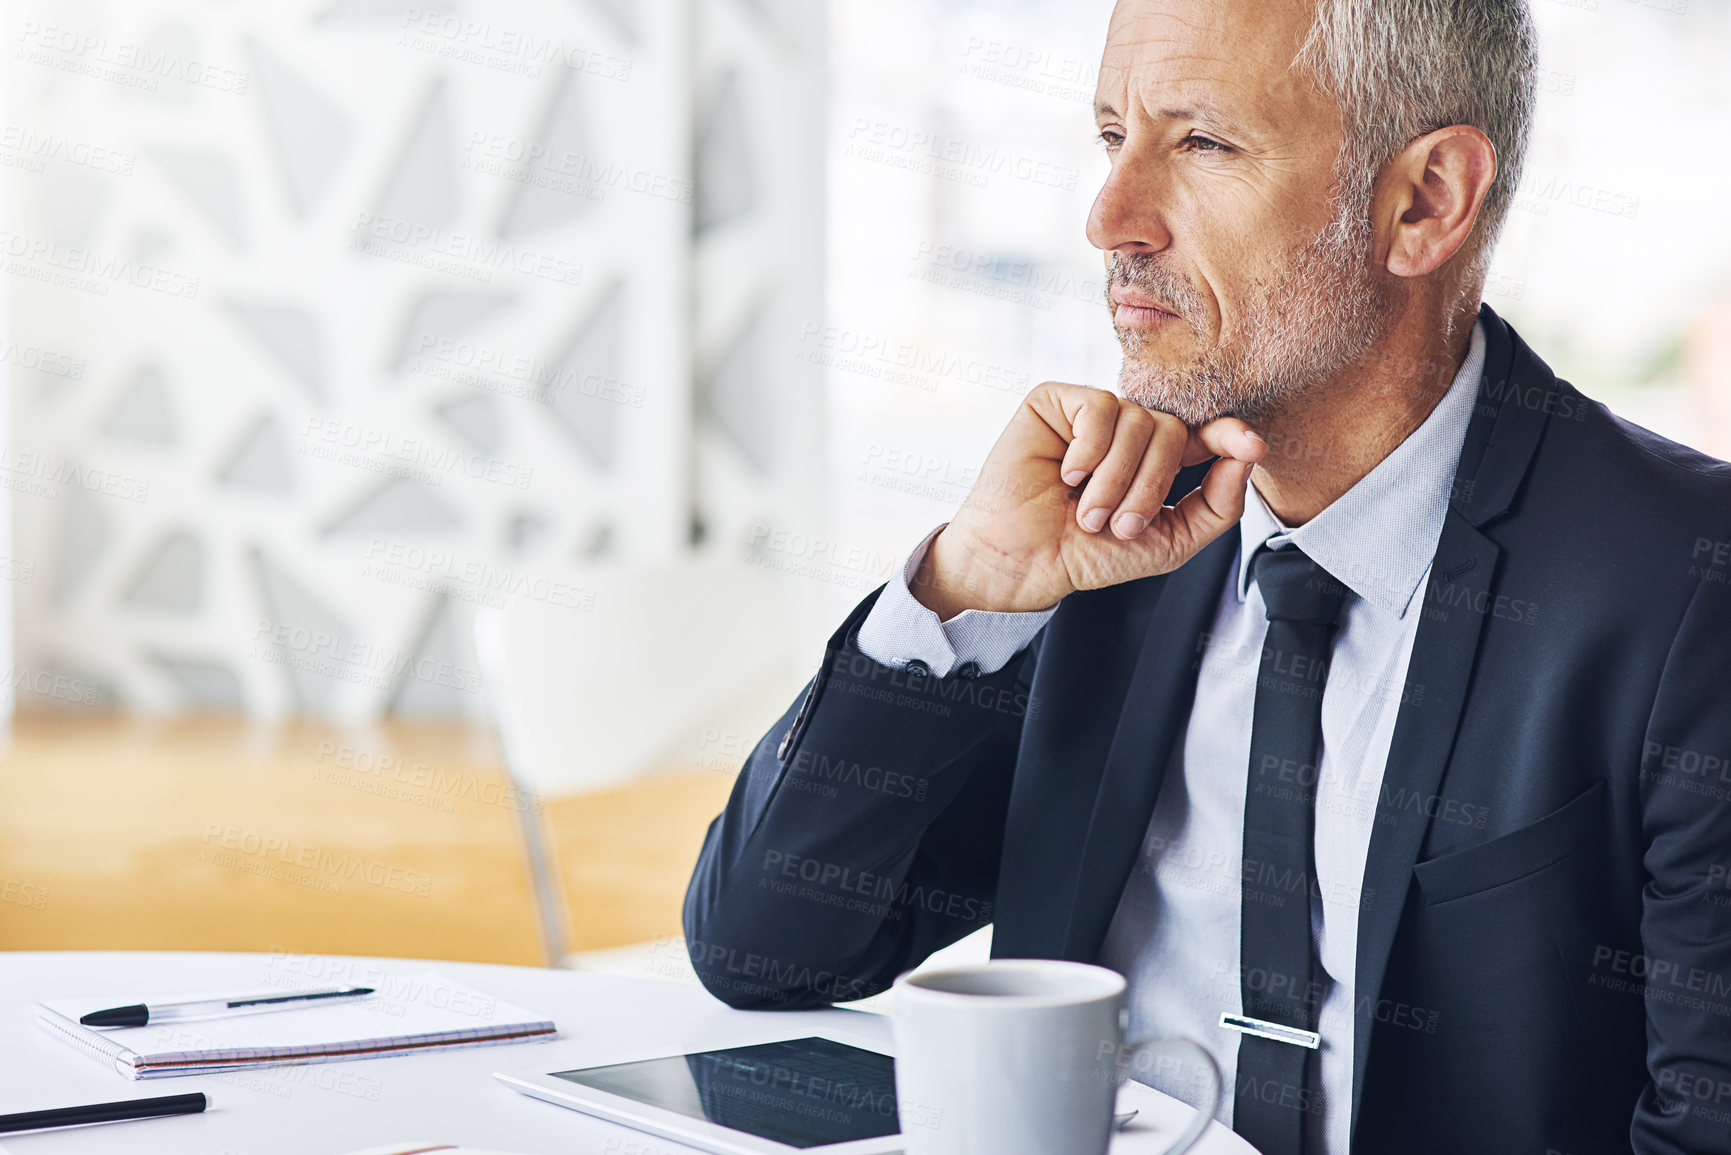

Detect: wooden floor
[0,714,739,965]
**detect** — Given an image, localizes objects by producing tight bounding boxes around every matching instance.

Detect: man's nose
[1086,149,1174,255]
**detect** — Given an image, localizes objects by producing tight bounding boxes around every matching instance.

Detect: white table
[0,952,1251,1155]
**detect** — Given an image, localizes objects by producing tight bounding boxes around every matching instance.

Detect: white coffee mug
[892,959,1221,1155]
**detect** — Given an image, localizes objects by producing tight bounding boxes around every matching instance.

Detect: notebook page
[38,971,554,1068]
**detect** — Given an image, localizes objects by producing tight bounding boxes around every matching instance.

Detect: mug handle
[1119,1035,1222,1155]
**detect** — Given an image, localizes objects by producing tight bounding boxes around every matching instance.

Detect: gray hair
[1297,0,1538,265]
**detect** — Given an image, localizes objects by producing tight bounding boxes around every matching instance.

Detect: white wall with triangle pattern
[3,0,825,721]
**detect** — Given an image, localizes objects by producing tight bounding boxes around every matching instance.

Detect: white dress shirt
[854,322,1487,1155]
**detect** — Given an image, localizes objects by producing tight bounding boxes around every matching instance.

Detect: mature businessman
[685,0,1731,1151]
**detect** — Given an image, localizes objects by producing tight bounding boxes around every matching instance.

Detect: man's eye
[1182,134,1229,153]
[1097,129,1125,151]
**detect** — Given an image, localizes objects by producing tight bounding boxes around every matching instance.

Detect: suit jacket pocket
[1413,780,1606,905]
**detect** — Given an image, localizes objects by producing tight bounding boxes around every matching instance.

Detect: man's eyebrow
[1094,97,1252,136]
[1155,101,1244,131]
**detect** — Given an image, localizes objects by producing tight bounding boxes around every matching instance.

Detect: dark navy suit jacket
[684,306,1731,1153]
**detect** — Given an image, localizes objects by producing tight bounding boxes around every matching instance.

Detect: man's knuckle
[1093,460,1133,485]
[1148,409,1186,435]
[1133,465,1171,492]
[1031,380,1070,404]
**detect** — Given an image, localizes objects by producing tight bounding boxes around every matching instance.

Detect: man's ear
[1376,125,1498,279]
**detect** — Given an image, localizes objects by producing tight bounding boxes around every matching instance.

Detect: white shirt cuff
[855,524,1056,677]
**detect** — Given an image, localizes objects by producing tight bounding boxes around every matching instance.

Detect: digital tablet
[495,1035,904,1155]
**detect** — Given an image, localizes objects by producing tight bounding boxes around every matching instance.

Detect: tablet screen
[551,1036,900,1149]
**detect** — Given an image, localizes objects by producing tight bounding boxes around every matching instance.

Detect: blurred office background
[0,0,1727,970]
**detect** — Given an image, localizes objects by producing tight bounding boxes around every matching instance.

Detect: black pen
[0,1092,207,1133]
[80,985,375,1028]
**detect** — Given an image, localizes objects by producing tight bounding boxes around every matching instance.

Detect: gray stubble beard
[1113,196,1391,427]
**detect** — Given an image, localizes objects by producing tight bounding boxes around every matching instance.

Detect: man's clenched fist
[911,382,1266,620]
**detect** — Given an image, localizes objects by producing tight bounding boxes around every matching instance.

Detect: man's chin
[1119,343,1330,429]
[1116,337,1215,416]
[1118,372,1230,429]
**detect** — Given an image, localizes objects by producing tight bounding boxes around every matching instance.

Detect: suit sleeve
[682,583,1043,1009]
[1632,546,1731,1153]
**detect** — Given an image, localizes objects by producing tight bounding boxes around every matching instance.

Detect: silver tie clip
[1219,1013,1321,1050]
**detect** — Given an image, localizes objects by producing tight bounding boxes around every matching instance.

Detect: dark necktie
[1232,545,1349,1155]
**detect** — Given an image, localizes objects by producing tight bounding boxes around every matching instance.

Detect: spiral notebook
[35,971,557,1079]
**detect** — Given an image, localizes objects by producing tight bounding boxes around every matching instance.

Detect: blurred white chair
[475,560,800,967]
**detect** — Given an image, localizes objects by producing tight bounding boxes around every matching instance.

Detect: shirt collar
[1234,319,1487,620]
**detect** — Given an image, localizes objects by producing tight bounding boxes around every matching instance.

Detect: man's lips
[1109,284,1181,329]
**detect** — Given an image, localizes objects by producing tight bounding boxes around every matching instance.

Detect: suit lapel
[1348,305,1558,1141]
[1062,531,1239,961]
[1347,513,1499,1125]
